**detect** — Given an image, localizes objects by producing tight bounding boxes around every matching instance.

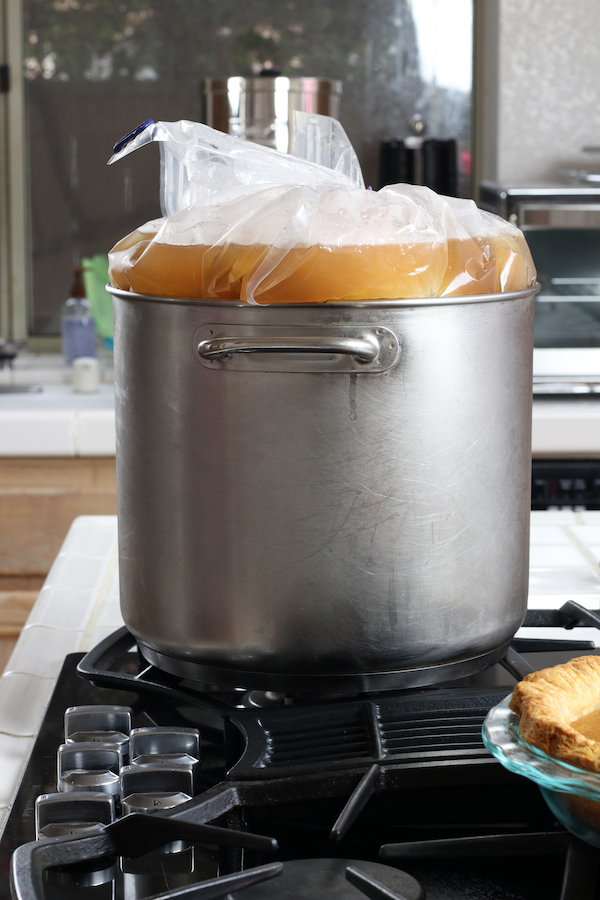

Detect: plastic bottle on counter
[61,266,97,366]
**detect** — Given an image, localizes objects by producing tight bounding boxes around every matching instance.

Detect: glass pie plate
[483,695,600,848]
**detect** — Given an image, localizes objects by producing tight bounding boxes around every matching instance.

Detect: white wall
[497,0,600,183]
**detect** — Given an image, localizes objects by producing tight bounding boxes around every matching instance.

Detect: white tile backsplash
[499,0,600,184]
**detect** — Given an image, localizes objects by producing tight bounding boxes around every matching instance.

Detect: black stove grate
[74,603,600,781]
[227,688,509,779]
[5,600,600,899]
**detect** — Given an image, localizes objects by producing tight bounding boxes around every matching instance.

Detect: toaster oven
[480,181,600,395]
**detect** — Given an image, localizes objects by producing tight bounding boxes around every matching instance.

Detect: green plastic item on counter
[82,255,113,348]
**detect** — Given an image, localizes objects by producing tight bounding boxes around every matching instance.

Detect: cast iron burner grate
[227,688,512,779]
[76,626,515,782]
[7,600,600,900]
[75,600,600,781]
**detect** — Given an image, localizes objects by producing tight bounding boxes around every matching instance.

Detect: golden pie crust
[509,655,600,773]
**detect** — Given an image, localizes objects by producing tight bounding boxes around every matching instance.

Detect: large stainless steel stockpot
[110,286,536,691]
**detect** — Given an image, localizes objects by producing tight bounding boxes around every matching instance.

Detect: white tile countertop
[0,516,122,835]
[1,510,600,836]
[0,355,115,456]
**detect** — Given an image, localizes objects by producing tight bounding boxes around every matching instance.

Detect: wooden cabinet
[0,457,117,659]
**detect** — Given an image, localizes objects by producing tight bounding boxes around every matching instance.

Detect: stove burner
[228,858,424,900]
[241,690,287,708]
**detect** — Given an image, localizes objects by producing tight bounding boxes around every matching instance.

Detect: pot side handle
[194,325,401,373]
[197,334,380,363]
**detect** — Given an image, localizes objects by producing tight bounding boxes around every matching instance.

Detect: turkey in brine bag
[108,114,536,304]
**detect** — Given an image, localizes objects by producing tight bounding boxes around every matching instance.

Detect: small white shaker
[72,356,100,393]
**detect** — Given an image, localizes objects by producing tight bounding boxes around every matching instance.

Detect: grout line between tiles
[0,738,35,832]
[562,525,600,580]
[0,730,41,740]
[20,624,90,637]
[1,669,57,681]
[78,544,118,653]
[72,410,80,455]
[51,549,116,562]
[42,585,104,596]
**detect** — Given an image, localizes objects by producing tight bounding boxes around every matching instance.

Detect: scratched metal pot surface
[110,287,535,686]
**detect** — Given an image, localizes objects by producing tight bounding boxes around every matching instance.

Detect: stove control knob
[35,791,115,840]
[129,727,200,786]
[64,705,132,760]
[120,764,194,816]
[57,742,122,796]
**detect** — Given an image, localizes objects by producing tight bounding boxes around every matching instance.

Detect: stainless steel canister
[202,76,342,152]
[110,287,536,691]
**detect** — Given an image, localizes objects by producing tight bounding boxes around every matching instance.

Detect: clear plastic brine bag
[108,114,536,304]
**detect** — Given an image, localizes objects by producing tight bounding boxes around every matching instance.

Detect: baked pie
[509,654,600,773]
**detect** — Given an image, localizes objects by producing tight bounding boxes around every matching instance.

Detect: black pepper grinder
[404,113,427,185]
[379,114,427,189]
[379,114,458,196]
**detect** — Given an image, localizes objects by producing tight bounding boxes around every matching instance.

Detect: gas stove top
[3,513,600,899]
[2,622,600,900]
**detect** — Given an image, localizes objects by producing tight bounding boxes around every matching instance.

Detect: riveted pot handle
[197,334,380,363]
[194,325,400,373]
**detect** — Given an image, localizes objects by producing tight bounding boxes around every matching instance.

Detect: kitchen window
[0,0,473,344]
